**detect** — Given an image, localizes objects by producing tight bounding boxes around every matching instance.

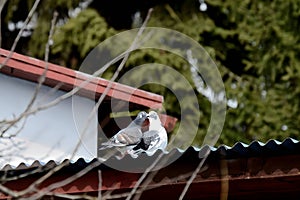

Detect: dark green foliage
[3,0,300,146]
[51,8,116,68]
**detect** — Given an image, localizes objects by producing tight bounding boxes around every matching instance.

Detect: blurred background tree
[1,0,299,146]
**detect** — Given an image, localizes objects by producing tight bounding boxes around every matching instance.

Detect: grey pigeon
[129,111,168,156]
[99,111,148,151]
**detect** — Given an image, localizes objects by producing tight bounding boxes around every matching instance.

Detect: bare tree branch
[53,193,96,200]
[24,160,101,199]
[131,156,172,200]
[27,8,154,199]
[0,7,154,199]
[0,184,18,198]
[125,152,164,200]
[98,170,102,199]
[178,148,211,200]
[0,0,8,47]
[0,9,59,198]
[0,10,58,137]
[102,171,205,200]
[0,0,41,70]
[69,7,154,160]
[0,5,168,200]
[0,23,151,137]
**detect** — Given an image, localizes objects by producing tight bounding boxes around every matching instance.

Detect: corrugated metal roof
[1,138,300,199]
[1,138,299,171]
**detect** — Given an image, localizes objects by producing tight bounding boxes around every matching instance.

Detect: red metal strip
[0,48,163,103]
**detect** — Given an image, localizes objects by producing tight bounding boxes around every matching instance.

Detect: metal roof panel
[1,138,299,171]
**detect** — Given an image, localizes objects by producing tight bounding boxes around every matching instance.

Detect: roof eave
[0,48,163,109]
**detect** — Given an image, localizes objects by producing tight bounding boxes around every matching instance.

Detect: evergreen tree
[2,0,300,146]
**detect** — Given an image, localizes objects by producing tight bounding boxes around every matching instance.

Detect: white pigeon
[129,111,168,156]
[99,111,148,152]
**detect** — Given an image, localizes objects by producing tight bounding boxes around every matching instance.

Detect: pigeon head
[133,111,148,126]
[148,111,159,119]
[147,111,162,129]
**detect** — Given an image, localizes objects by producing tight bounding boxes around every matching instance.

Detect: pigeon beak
[142,116,150,131]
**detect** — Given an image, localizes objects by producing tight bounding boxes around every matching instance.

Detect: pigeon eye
[150,113,157,119]
[138,112,146,118]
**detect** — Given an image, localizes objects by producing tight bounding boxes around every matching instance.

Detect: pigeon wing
[132,130,160,151]
[143,130,160,150]
[115,126,143,145]
[99,126,143,150]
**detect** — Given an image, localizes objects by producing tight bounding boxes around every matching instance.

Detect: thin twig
[16,161,69,198]
[0,0,8,47]
[1,7,154,200]
[98,170,102,199]
[53,193,96,200]
[0,163,57,182]
[0,10,59,199]
[69,7,154,160]
[131,152,174,200]
[125,152,164,200]
[128,119,185,200]
[0,184,18,198]
[0,18,154,136]
[0,34,141,136]
[0,6,156,200]
[24,160,101,199]
[103,171,197,200]
[0,0,41,70]
[0,10,58,136]
[178,148,211,200]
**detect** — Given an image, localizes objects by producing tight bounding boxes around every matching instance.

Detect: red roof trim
[0,48,163,109]
[1,154,300,199]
